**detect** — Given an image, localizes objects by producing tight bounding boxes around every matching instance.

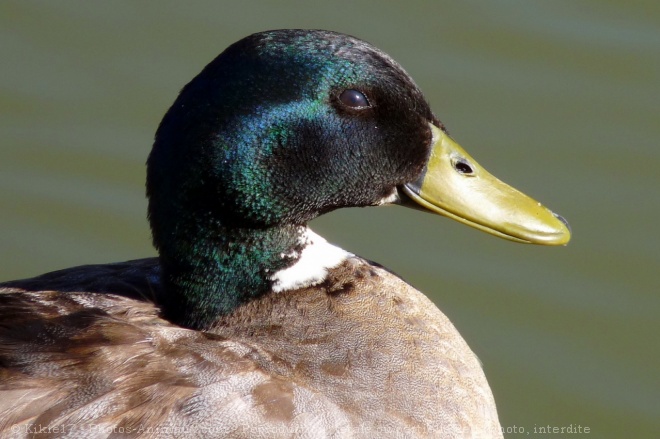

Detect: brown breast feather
[0,257,502,438]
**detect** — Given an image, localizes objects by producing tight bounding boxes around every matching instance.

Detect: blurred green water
[1,1,659,437]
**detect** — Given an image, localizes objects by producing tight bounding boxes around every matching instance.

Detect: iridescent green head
[148,30,435,235]
[146,30,569,328]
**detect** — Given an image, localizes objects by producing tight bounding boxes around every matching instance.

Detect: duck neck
[158,221,306,329]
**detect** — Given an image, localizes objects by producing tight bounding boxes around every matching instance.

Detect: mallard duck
[0,30,570,438]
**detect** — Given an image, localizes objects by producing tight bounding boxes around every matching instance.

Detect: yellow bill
[401,124,571,245]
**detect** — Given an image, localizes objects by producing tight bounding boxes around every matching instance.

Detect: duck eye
[339,89,370,109]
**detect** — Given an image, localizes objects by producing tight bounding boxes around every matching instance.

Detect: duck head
[147,30,570,328]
